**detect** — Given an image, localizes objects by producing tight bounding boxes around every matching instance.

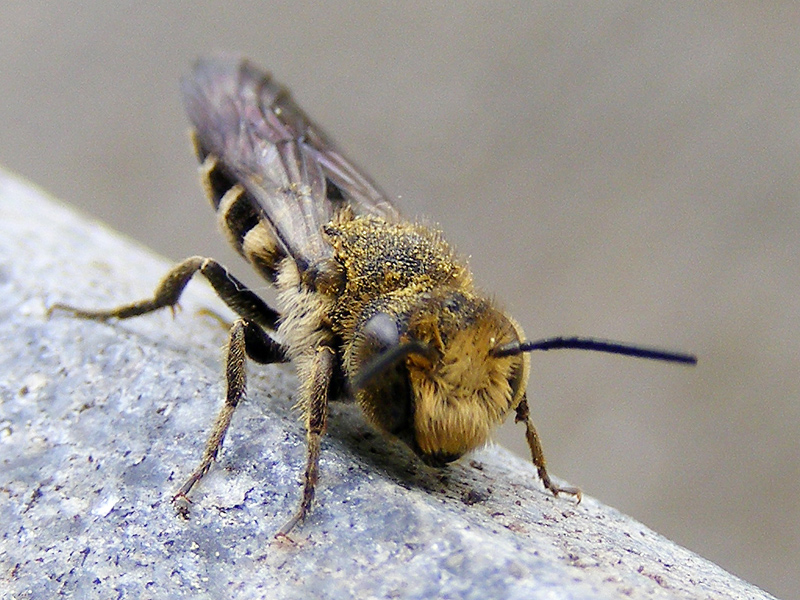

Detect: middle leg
[173,319,288,515]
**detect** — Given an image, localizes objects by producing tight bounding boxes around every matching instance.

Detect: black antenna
[492,336,697,365]
[352,340,433,391]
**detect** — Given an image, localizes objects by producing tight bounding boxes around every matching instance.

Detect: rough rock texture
[0,169,776,599]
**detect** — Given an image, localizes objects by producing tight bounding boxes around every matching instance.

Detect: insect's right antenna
[351,340,433,391]
[492,336,697,365]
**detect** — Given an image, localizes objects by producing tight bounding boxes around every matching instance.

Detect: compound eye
[506,356,525,400]
[351,312,408,392]
[362,312,400,352]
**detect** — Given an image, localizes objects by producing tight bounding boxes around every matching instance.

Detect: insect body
[50,57,696,536]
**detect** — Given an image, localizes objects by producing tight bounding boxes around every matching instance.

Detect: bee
[49,57,696,536]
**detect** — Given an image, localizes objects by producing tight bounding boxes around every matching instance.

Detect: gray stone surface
[0,169,776,599]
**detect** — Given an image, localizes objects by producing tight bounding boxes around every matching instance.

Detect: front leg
[515,395,582,502]
[48,255,280,331]
[277,345,335,538]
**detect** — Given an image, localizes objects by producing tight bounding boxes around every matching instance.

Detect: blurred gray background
[2,3,798,597]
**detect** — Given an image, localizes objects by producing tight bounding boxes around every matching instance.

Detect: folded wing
[182,57,399,271]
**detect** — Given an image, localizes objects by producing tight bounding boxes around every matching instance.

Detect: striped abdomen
[192,132,285,283]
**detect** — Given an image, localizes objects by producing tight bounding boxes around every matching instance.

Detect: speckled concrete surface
[0,171,775,599]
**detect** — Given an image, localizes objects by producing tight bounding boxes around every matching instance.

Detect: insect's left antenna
[492,336,697,365]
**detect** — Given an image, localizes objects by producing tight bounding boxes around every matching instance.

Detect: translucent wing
[182,57,399,270]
